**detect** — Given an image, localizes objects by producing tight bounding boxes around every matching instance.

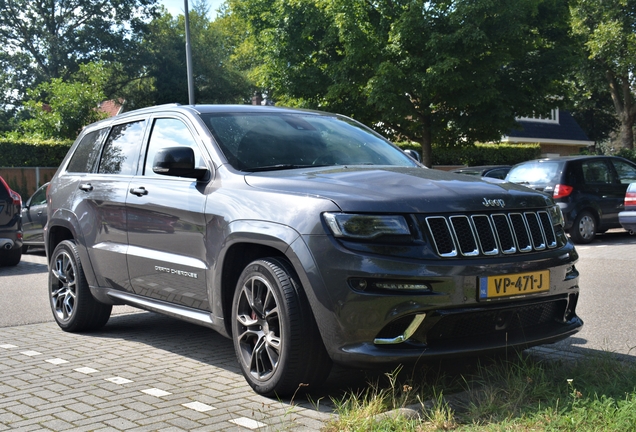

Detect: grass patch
[322,350,636,431]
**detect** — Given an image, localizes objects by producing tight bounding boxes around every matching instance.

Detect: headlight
[323,213,410,239]
[548,205,564,227]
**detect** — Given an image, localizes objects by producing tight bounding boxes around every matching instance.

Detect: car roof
[79,104,342,135]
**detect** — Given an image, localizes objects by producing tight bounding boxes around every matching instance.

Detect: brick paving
[0,312,338,431]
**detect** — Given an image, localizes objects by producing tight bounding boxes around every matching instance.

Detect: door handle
[129,187,148,197]
[79,183,93,192]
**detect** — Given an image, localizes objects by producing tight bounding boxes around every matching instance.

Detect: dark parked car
[46,104,582,396]
[21,182,49,252]
[0,176,23,266]
[506,155,636,244]
[451,165,512,180]
[619,183,636,234]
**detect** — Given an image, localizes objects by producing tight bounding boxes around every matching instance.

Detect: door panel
[126,117,210,310]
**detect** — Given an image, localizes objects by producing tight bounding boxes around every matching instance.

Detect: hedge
[0,137,73,167]
[0,137,543,169]
[396,142,542,166]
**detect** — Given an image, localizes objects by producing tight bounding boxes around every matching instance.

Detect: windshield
[506,161,563,186]
[200,112,417,171]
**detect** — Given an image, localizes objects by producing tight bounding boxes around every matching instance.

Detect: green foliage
[19,63,109,140]
[231,0,575,166]
[570,0,636,149]
[121,4,252,108]
[0,137,72,167]
[396,142,541,166]
[0,0,158,107]
[325,352,636,430]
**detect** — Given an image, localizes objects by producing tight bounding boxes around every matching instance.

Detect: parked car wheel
[231,258,331,396]
[49,240,112,332]
[570,210,597,244]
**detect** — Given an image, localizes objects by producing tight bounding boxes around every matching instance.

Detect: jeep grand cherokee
[45,104,582,396]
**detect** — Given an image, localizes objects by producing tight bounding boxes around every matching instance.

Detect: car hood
[244,166,553,213]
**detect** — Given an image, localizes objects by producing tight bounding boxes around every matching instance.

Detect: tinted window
[581,160,612,184]
[144,118,204,177]
[30,186,47,206]
[611,159,636,184]
[200,113,416,171]
[507,161,563,185]
[67,129,108,173]
[98,120,146,175]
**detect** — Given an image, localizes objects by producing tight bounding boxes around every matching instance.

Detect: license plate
[479,270,550,299]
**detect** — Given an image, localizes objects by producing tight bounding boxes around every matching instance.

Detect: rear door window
[98,120,146,175]
[581,160,612,185]
[67,129,108,173]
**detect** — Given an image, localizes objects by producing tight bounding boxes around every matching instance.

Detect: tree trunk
[418,131,433,168]
[606,70,635,150]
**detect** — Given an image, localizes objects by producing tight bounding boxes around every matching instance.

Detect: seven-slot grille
[422,211,558,258]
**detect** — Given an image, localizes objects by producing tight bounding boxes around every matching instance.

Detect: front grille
[422,211,558,258]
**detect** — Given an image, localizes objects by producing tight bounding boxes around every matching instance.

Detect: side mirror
[153,147,208,180]
[403,149,421,163]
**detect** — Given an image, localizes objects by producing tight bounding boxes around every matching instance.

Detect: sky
[159,0,225,18]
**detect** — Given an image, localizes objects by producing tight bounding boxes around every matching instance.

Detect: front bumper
[297,234,582,366]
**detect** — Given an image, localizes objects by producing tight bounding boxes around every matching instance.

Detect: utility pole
[184,0,195,105]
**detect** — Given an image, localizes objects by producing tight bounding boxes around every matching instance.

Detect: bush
[0,137,73,167]
[395,142,541,166]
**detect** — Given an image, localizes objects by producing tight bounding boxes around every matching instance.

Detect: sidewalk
[0,312,336,431]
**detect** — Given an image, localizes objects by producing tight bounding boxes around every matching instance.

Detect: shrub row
[0,138,73,167]
[396,142,542,166]
[0,138,544,169]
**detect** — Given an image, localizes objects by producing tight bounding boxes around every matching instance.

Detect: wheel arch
[46,209,98,288]
[215,220,308,338]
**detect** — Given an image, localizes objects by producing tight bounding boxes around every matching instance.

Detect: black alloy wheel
[231,257,331,397]
[49,240,112,332]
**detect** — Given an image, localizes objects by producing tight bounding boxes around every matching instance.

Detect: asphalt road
[2,233,636,359]
[0,248,139,328]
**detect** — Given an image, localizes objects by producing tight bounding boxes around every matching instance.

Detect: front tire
[569,210,597,244]
[49,240,112,332]
[231,258,332,397]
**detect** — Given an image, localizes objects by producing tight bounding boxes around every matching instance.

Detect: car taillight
[0,177,21,206]
[625,191,636,207]
[553,184,573,199]
[9,189,21,206]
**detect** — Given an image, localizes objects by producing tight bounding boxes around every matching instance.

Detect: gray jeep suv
[45,104,582,396]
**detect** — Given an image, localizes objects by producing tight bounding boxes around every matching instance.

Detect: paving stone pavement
[0,312,342,431]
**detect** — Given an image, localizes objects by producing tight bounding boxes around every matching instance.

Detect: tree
[231,0,574,166]
[119,2,251,108]
[570,0,636,150]
[20,63,109,139]
[0,0,158,106]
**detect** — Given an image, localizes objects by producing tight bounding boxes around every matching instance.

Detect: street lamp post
[184,0,195,105]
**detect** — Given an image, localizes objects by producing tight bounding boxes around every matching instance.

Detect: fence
[0,167,58,199]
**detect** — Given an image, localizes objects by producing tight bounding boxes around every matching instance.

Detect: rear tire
[569,210,597,244]
[49,240,112,332]
[1,247,22,266]
[231,257,332,397]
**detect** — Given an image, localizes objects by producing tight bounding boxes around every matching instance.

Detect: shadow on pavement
[88,311,388,410]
